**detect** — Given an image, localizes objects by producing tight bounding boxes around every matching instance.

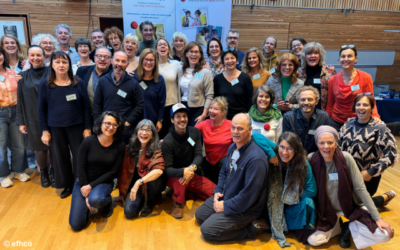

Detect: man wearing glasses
[225,29,245,69]
[282,86,329,153]
[93,51,144,144]
[195,113,269,241]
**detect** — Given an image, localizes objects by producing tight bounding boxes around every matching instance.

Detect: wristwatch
[190,164,197,171]
[139,178,144,184]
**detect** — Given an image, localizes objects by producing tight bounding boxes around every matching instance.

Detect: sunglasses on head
[223,47,235,52]
[357,92,372,96]
[341,44,356,50]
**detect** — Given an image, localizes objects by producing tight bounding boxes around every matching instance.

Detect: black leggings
[35,150,53,170]
[365,175,385,208]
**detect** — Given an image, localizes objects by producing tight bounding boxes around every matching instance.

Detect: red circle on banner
[131,21,138,29]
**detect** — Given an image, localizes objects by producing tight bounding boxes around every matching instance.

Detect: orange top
[0,68,18,107]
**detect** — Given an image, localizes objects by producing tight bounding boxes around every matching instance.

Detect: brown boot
[171,199,183,219]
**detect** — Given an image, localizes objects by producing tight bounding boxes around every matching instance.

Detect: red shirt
[326,69,379,124]
[196,119,233,165]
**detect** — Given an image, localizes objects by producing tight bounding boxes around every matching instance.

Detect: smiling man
[89,29,106,61]
[195,113,269,242]
[93,51,144,143]
[161,103,216,219]
[138,21,156,55]
[54,24,79,64]
[225,29,245,69]
[263,36,278,71]
[282,86,329,153]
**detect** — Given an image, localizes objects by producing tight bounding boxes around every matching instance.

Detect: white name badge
[253,129,261,134]
[231,78,239,86]
[308,129,316,135]
[139,81,148,90]
[187,137,195,146]
[329,173,338,181]
[15,68,21,73]
[252,74,261,80]
[194,73,202,80]
[0,75,5,82]
[313,78,321,84]
[269,68,275,74]
[117,89,127,98]
[351,85,360,92]
[66,94,77,101]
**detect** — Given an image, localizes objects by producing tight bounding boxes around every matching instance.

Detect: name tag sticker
[187,137,195,146]
[231,78,239,86]
[0,76,5,82]
[15,68,21,73]
[139,81,148,90]
[329,173,338,181]
[66,94,77,101]
[269,68,275,74]
[351,85,360,92]
[253,74,261,80]
[253,129,261,134]
[313,78,321,84]
[308,129,316,135]
[117,89,127,98]
[194,73,202,80]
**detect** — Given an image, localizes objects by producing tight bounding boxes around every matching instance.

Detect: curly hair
[0,34,25,62]
[274,132,307,194]
[272,53,300,84]
[31,33,60,53]
[182,41,206,75]
[104,26,124,47]
[128,119,160,158]
[241,47,267,75]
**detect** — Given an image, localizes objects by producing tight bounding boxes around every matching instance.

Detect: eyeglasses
[341,45,356,50]
[102,122,119,129]
[279,145,294,153]
[95,55,111,60]
[41,42,54,46]
[138,128,152,134]
[157,43,168,47]
[188,50,200,55]
[109,37,120,42]
[227,37,238,40]
[223,48,235,52]
[357,92,372,96]
[144,58,155,63]
[209,45,220,49]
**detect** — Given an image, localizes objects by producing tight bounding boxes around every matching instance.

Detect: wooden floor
[1,139,400,250]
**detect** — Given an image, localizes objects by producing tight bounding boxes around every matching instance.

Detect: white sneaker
[1,176,14,188]
[14,172,31,182]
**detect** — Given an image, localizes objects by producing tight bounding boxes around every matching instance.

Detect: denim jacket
[282,108,330,153]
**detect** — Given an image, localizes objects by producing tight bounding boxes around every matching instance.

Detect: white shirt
[250,117,283,143]
[159,59,181,106]
[181,68,193,102]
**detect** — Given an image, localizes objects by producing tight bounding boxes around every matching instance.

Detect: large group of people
[0,21,398,249]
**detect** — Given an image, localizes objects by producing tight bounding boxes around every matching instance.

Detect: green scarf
[248,105,282,123]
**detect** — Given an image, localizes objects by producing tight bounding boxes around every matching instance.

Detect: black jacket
[76,65,112,88]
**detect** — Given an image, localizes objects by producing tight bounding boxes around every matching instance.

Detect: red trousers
[167,174,216,204]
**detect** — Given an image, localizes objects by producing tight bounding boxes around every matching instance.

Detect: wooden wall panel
[1,1,400,89]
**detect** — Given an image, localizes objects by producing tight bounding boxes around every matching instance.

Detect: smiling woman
[0,34,25,70]
[241,47,272,91]
[123,33,140,73]
[104,26,124,54]
[72,38,95,75]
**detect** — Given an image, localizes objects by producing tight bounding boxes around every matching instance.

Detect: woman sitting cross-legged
[69,111,126,231]
[260,132,317,248]
[305,126,394,249]
[116,119,166,218]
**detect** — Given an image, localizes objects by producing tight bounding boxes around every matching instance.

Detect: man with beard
[282,86,329,153]
[225,29,245,70]
[161,103,216,219]
[93,51,144,143]
[263,36,278,71]
[195,113,269,241]
[54,24,79,64]
[89,29,106,61]
[138,21,156,55]
[76,46,112,107]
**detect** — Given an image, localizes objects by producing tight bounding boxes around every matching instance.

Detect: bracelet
[190,164,197,171]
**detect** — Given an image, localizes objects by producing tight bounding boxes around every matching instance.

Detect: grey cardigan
[177,66,214,109]
[266,76,304,110]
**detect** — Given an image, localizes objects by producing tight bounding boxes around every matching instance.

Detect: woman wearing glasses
[241,47,272,91]
[339,93,398,208]
[206,38,224,78]
[156,38,180,138]
[290,37,306,63]
[298,42,336,110]
[69,111,125,231]
[123,33,140,73]
[326,45,379,131]
[104,26,124,54]
[178,41,213,126]
[213,48,253,120]
[134,48,166,132]
[116,119,165,219]
[306,126,393,249]
[266,132,317,247]
[22,33,60,71]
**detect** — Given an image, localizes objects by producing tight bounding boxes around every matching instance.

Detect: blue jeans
[69,179,113,231]
[0,106,26,178]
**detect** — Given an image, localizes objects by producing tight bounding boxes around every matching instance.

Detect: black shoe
[40,168,50,188]
[140,204,154,217]
[100,201,113,218]
[60,187,73,199]
[50,167,55,188]
[338,220,351,248]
